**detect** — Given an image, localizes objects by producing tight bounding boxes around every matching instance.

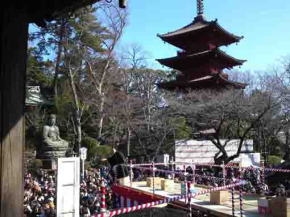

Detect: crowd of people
[79,167,114,216]
[24,170,57,217]
[24,167,114,217]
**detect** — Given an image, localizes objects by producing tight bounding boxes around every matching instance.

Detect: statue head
[48,114,56,126]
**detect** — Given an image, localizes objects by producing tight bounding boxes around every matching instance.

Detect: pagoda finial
[197,0,204,16]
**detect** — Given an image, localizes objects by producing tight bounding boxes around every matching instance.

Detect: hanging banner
[57,157,80,217]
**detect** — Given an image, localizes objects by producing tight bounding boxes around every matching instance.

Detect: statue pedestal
[42,159,57,170]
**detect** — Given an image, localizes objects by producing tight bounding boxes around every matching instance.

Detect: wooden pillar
[0,4,27,217]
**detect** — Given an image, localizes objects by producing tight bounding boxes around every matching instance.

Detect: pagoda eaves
[157,48,246,71]
[158,74,247,91]
[158,17,243,51]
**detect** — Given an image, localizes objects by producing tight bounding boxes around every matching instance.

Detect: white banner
[57,157,80,217]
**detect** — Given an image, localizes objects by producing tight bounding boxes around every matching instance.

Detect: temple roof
[157,16,243,51]
[27,0,101,26]
[157,48,246,71]
[158,73,247,90]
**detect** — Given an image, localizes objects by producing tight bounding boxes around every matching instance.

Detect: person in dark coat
[107,147,129,181]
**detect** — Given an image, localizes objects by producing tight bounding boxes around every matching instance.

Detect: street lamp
[80,147,87,180]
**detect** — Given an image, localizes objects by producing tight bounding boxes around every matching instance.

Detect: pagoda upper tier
[158,16,243,52]
[157,48,246,71]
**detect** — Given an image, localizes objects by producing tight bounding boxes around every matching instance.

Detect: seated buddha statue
[43,114,68,147]
[37,114,68,159]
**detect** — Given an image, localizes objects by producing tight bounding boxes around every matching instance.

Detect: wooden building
[157,0,247,91]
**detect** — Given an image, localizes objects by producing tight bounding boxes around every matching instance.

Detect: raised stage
[122,181,263,217]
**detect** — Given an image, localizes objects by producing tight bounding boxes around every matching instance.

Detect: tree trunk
[98,94,105,139]
[127,128,131,157]
[75,110,82,154]
[0,6,27,217]
[67,68,82,154]
[53,19,66,97]
[284,130,290,161]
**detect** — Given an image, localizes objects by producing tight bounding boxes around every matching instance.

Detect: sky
[119,0,290,72]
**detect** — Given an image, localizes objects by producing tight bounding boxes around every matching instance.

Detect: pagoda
[157,0,247,91]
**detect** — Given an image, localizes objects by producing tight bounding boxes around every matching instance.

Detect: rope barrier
[239,186,243,217]
[222,161,226,186]
[239,168,244,217]
[100,178,107,213]
[187,175,192,217]
[95,181,247,217]
[132,163,170,167]
[191,161,196,184]
[132,162,290,173]
[183,165,187,204]
[264,167,290,173]
[152,162,155,194]
[231,187,235,217]
[129,160,133,187]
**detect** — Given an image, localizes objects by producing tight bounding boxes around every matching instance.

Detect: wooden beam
[0,5,27,217]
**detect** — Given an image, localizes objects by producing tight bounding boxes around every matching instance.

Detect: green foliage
[95,145,113,158]
[81,137,115,161]
[69,7,108,53]
[82,136,99,160]
[169,117,192,140]
[26,47,53,87]
[90,145,114,168]
[82,136,113,167]
[268,137,283,156]
[268,155,282,165]
[54,88,74,115]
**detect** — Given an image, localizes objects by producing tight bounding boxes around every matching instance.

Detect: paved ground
[128,181,267,217]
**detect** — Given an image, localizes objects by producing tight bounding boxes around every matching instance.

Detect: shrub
[82,136,113,163]
[90,145,114,168]
[268,155,282,165]
[169,117,191,140]
[81,136,100,161]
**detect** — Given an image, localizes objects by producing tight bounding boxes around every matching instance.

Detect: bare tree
[166,86,283,164]
[119,44,170,158]
[62,47,86,154]
[86,2,127,139]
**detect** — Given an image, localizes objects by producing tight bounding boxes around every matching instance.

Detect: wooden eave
[157,17,243,50]
[157,49,246,71]
[158,74,247,90]
[27,0,101,25]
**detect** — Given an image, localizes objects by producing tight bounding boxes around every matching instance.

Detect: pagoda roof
[157,48,246,71]
[157,16,243,50]
[158,73,247,90]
